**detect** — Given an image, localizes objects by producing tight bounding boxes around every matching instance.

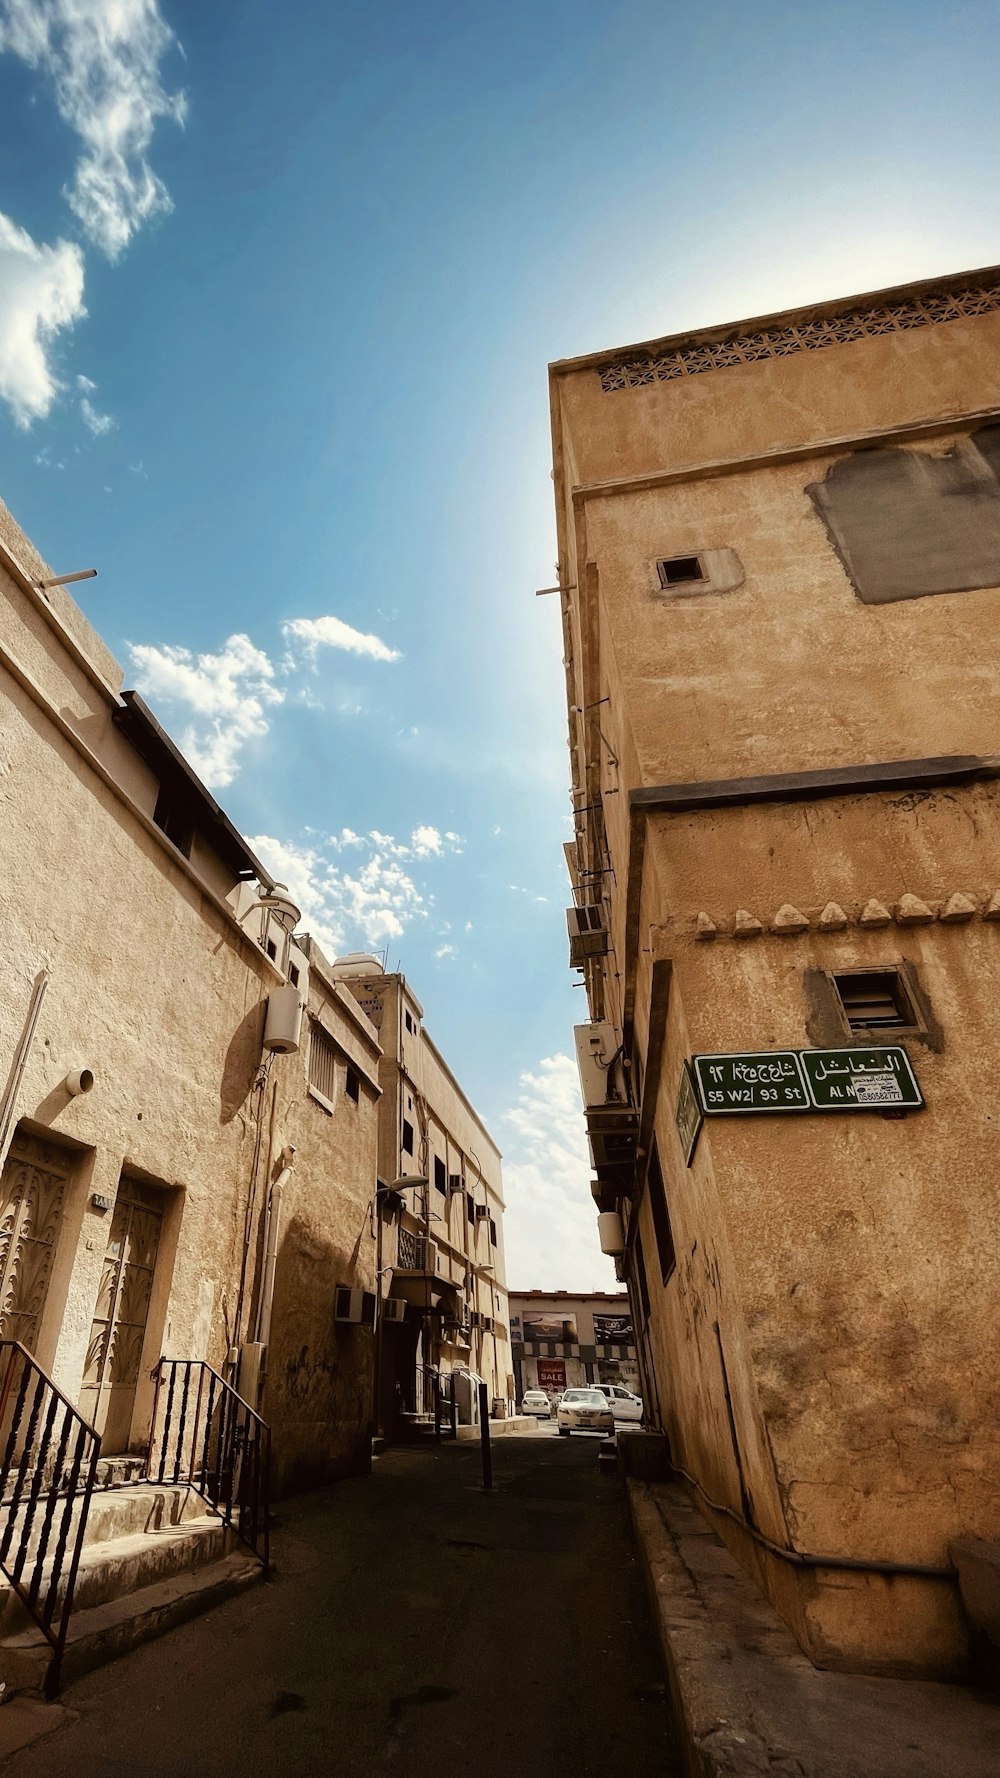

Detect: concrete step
[0,1483,207,1585]
[0,1548,262,1697]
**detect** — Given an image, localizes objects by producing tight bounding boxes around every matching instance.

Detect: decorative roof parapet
[597,279,1000,393]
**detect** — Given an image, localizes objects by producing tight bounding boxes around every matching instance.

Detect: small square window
[402,1119,414,1155]
[153,787,193,858]
[657,554,705,588]
[832,968,919,1033]
[265,939,278,961]
[345,1066,360,1103]
[405,1010,415,1033]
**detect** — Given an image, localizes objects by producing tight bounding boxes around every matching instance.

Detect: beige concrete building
[0,497,382,1506]
[548,268,1000,1677]
[509,1290,639,1400]
[332,959,512,1436]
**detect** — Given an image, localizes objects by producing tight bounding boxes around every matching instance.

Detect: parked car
[556,1388,615,1437]
[520,1389,552,1418]
[595,1383,644,1423]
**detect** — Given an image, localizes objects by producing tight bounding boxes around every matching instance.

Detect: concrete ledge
[627,1479,1000,1778]
[454,1416,537,1441]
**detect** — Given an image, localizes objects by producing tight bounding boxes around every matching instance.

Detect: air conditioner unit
[567,904,609,966]
[381,1297,408,1324]
[574,1022,622,1109]
[469,1311,482,1329]
[474,1205,490,1221]
[334,1286,375,1325]
[447,1174,466,1194]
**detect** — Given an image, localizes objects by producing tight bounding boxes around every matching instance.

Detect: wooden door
[80,1180,164,1452]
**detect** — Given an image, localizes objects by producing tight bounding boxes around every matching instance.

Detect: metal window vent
[567,904,609,966]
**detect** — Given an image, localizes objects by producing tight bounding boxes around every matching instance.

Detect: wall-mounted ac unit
[382,1297,408,1324]
[474,1204,490,1221]
[574,1022,623,1110]
[567,904,609,966]
[469,1311,482,1329]
[334,1286,375,1325]
[447,1174,466,1194]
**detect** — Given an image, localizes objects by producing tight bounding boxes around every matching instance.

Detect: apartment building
[332,959,511,1436]
[548,268,1000,1677]
[0,496,383,1514]
[509,1290,639,1400]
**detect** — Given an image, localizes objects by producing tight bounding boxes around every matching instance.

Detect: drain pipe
[255,1145,296,1348]
[0,969,49,1161]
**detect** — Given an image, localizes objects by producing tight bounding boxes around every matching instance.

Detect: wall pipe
[668,1460,954,1580]
[255,1146,296,1348]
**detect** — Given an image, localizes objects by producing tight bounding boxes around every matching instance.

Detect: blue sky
[1,0,998,1290]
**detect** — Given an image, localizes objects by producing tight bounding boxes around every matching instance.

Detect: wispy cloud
[0,0,186,260]
[282,614,401,665]
[0,210,85,426]
[501,1054,617,1292]
[77,373,113,434]
[126,632,284,788]
[328,824,464,862]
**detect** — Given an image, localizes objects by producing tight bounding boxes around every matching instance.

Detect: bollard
[478,1381,493,1491]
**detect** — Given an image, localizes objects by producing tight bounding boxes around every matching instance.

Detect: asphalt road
[3,1429,682,1778]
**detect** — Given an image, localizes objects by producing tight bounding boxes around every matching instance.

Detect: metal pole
[372,1191,384,1442]
[478,1381,492,1491]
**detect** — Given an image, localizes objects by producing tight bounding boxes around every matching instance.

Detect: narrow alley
[1,1433,681,1778]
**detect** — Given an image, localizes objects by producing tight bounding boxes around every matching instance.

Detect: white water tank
[263,985,303,1053]
[331,952,384,978]
[598,1210,625,1256]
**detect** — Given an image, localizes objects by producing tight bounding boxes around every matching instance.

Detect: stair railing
[0,1340,102,1697]
[145,1359,270,1574]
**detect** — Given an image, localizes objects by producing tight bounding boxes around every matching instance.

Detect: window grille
[308,1023,338,1105]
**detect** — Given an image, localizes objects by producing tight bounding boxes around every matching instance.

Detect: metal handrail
[145,1359,271,1573]
[0,1340,101,1697]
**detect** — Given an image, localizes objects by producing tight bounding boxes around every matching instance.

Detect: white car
[556,1388,615,1437]
[596,1383,644,1424]
[520,1389,552,1418]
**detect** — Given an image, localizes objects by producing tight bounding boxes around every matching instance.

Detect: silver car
[556,1387,615,1437]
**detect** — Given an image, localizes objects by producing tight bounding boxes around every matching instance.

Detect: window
[288,963,300,987]
[434,1156,446,1193]
[832,968,919,1034]
[308,1022,338,1108]
[657,554,704,589]
[345,1066,360,1103]
[647,1144,676,1284]
[404,1010,415,1034]
[402,1119,414,1156]
[633,1231,651,1322]
[265,938,278,961]
[489,1217,497,1247]
[152,787,193,858]
[466,1194,475,1227]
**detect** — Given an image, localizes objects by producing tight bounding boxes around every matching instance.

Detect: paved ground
[1,1431,681,1778]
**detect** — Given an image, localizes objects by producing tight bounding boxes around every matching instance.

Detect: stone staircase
[0,1473,263,1697]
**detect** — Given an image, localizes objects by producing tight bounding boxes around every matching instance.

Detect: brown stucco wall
[0,521,381,1496]
[551,271,1000,1676]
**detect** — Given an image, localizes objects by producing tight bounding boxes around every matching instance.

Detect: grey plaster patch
[807,424,1000,605]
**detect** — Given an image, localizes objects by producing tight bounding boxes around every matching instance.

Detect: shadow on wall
[262,1212,373,1498]
[220,999,266,1125]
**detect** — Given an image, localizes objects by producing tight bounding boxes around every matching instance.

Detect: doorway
[0,1131,71,1354]
[79,1178,166,1452]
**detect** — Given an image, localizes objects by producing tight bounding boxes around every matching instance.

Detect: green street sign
[692,1052,809,1114]
[799,1047,923,1110]
[674,1061,703,1164]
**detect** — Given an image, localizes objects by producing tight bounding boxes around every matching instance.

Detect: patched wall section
[807,424,1000,604]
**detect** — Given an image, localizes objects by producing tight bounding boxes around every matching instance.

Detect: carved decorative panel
[0,1134,70,1352]
[81,1179,164,1445]
[597,280,1000,392]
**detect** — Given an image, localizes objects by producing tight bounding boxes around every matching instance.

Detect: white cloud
[328,824,463,862]
[247,831,431,957]
[126,632,283,788]
[281,614,401,664]
[0,0,187,259]
[435,943,457,960]
[501,1054,618,1292]
[78,375,113,434]
[0,210,85,425]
